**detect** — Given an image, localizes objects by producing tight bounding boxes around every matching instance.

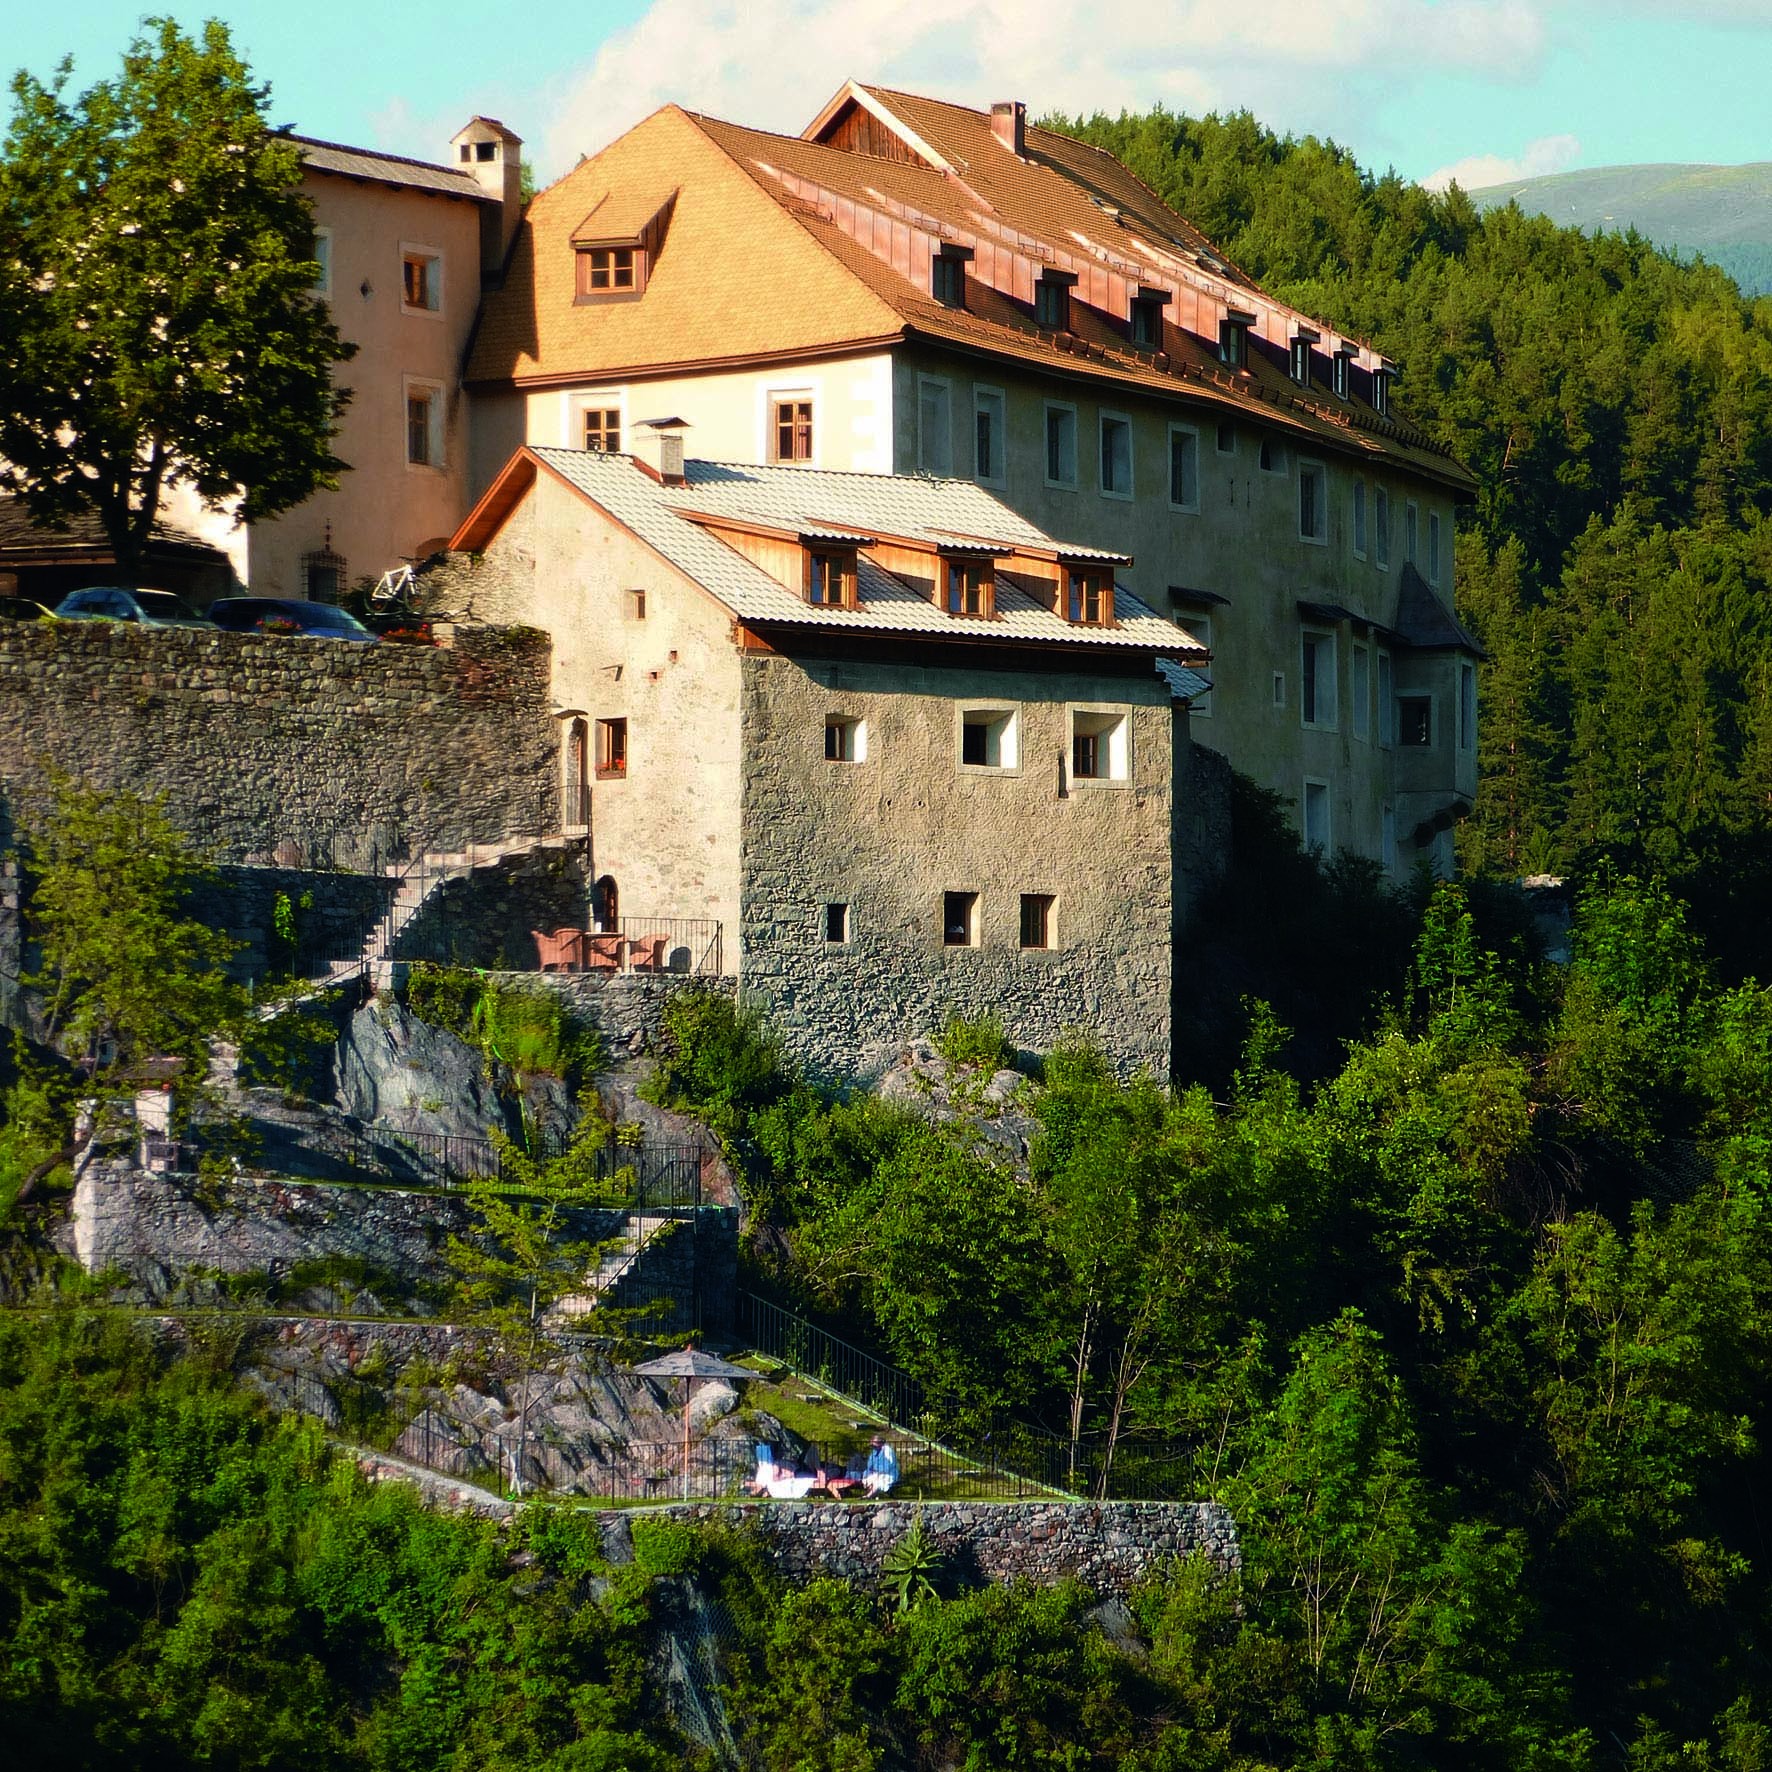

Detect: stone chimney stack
[990,101,1026,156]
[631,417,690,486]
[450,117,525,282]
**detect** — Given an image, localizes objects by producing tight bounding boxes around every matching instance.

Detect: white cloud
[533,0,1553,181]
[1420,131,1581,192]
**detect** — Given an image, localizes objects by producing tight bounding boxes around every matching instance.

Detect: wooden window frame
[1130,296,1164,350]
[1019,893,1056,950]
[943,557,995,619]
[1065,568,1114,627]
[771,397,814,463]
[1034,275,1070,331]
[595,717,628,779]
[400,244,443,316]
[824,715,864,762]
[804,547,858,609]
[932,251,967,309]
[1219,317,1248,369]
[575,244,647,300]
[583,406,622,453]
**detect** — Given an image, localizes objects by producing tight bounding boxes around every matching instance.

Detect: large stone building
[449,431,1210,1077]
[461,83,1481,872]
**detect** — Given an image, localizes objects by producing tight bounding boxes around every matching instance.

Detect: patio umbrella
[632,1345,754,1499]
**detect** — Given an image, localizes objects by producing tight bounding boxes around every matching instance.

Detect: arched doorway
[592,874,619,933]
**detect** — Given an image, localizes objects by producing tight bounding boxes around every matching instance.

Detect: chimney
[632,416,690,486]
[450,117,524,281]
[990,101,1026,156]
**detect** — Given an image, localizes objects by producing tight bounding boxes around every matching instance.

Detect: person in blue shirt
[861,1435,898,1495]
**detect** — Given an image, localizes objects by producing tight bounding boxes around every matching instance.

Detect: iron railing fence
[607,917,723,977]
[739,1290,926,1433]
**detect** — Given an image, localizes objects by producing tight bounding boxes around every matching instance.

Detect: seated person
[745,1440,819,1500]
[861,1435,898,1496]
[744,1441,777,1497]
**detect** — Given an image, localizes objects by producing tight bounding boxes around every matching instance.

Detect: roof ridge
[285,131,472,179]
[534,443,1003,495]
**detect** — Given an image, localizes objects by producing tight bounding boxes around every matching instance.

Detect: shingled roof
[454,447,1206,658]
[289,134,492,202]
[0,498,226,567]
[468,86,1473,493]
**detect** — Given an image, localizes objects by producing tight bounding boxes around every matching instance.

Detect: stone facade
[599,1499,1240,1599]
[741,649,1176,1080]
[0,620,556,870]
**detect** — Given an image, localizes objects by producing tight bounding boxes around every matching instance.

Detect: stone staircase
[558,1212,683,1324]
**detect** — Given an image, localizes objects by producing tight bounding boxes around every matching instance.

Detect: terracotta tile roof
[289,134,491,202]
[466,108,904,386]
[460,447,1202,658]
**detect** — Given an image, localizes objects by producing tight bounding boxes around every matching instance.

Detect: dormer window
[1373,367,1394,417]
[1219,312,1253,369]
[944,557,995,618]
[1332,349,1354,399]
[1066,567,1114,627]
[1035,270,1077,332]
[576,244,647,299]
[1130,287,1170,350]
[805,547,858,608]
[1289,329,1317,385]
[932,244,973,309]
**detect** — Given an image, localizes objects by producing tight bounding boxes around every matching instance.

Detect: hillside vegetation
[1467,163,1772,298]
[1051,108,1772,899]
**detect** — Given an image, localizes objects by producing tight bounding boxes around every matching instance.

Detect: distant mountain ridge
[1466,162,1772,296]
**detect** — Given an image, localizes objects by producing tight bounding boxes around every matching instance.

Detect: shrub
[933,1012,1014,1072]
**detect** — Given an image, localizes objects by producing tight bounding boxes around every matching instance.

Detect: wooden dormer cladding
[572,189,677,302]
[815,96,943,168]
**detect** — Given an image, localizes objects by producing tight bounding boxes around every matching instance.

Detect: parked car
[53,586,211,627]
[0,595,56,621]
[207,597,378,642]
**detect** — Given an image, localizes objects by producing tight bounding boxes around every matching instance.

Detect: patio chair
[533,927,584,972]
[584,933,625,972]
[627,932,671,972]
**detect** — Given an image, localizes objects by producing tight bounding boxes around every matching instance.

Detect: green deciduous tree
[0,17,352,580]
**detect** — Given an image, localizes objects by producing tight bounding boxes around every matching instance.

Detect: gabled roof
[1393,562,1485,654]
[469,90,1473,493]
[290,133,493,202]
[0,498,226,566]
[453,448,1202,657]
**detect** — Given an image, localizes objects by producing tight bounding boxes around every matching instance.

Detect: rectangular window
[1219,317,1246,368]
[1168,425,1199,510]
[825,716,864,762]
[1035,276,1070,330]
[1259,437,1285,475]
[1099,413,1133,498]
[586,246,636,290]
[1429,511,1443,585]
[405,381,444,467]
[1352,644,1370,741]
[1272,672,1286,710]
[401,246,442,313]
[1066,569,1112,626]
[1216,420,1236,455]
[805,549,856,608]
[1298,461,1326,542]
[917,376,953,475]
[1290,337,1311,384]
[1020,893,1055,950]
[772,398,813,463]
[1459,662,1476,751]
[626,588,646,620]
[1333,351,1351,398]
[1352,481,1368,558]
[1070,710,1128,781]
[1373,370,1390,417]
[945,559,993,618]
[943,891,979,948]
[311,228,332,297]
[960,708,1017,769]
[1301,631,1337,728]
[824,903,850,943]
[595,717,628,778]
[1405,500,1419,565]
[974,386,1005,485]
[1378,651,1394,746]
[1303,780,1330,853]
[1045,404,1077,486]
[584,407,621,453]
[1130,297,1163,349]
[1398,694,1433,747]
[1375,487,1391,569]
[1181,611,1212,716]
[932,252,966,308]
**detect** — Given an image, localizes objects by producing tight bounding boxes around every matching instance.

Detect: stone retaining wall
[600,1500,1239,1598]
[527,972,740,1063]
[0,619,556,869]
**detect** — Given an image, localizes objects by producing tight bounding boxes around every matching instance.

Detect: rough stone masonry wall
[599,1499,1239,1599]
[0,620,557,869]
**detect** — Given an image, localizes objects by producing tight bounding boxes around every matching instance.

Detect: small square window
[1020,893,1055,950]
[401,248,442,313]
[772,398,813,463]
[960,708,1017,769]
[1397,695,1433,747]
[943,891,979,947]
[1216,420,1236,455]
[824,903,850,944]
[825,716,864,762]
[596,717,628,777]
[626,588,646,620]
[1099,414,1133,498]
[1045,405,1077,486]
[475,140,497,163]
[584,407,621,453]
[1070,709,1128,781]
[576,245,646,298]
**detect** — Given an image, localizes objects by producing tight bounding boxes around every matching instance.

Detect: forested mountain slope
[1050,109,1772,918]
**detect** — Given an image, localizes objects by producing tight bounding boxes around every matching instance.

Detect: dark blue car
[207,598,378,642]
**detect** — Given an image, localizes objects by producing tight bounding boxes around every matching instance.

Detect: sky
[7,0,1772,194]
